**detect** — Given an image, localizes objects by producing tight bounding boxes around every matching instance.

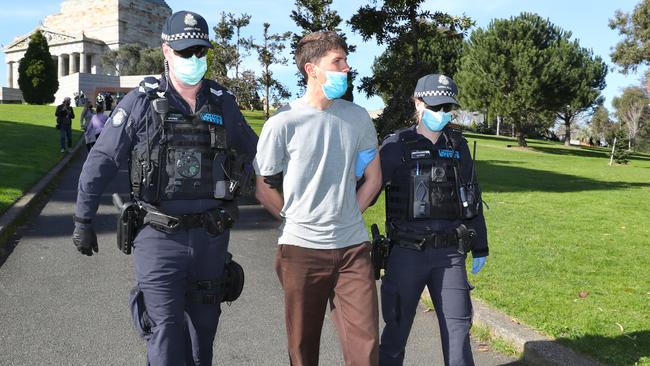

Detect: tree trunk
[496,116,501,136]
[517,131,528,147]
[264,65,270,120]
[265,83,269,120]
[564,117,571,146]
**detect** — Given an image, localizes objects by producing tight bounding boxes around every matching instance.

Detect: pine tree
[18,30,58,104]
[250,23,292,119]
[612,129,630,165]
[349,0,473,137]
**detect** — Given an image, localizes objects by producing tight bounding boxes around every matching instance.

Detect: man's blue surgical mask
[421,108,453,132]
[173,54,207,86]
[319,71,348,100]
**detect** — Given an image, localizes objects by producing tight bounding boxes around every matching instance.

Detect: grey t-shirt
[254,97,378,249]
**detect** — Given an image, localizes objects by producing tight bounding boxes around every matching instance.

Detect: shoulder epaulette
[138,77,161,99]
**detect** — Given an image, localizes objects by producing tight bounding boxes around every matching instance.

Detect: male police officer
[72,10,258,365]
[375,74,488,366]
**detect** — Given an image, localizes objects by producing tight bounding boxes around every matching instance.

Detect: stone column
[7,62,13,88]
[58,55,65,78]
[69,53,78,74]
[79,52,87,73]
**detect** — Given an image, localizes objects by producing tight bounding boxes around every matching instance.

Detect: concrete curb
[0,138,84,244]
[471,297,603,366]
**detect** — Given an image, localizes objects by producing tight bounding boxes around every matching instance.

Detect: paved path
[0,151,521,365]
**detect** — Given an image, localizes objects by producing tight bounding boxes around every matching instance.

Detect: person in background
[84,103,107,151]
[55,96,75,153]
[80,100,94,131]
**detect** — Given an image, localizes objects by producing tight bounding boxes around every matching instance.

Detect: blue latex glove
[355,148,377,178]
[471,256,486,274]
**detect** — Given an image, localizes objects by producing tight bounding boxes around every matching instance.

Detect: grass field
[0,104,83,214]
[0,106,264,216]
[2,105,648,365]
[363,133,650,366]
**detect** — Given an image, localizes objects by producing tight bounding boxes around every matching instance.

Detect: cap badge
[184,13,197,27]
[438,75,449,85]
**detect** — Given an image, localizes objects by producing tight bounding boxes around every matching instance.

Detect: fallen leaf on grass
[578,291,589,298]
[616,323,625,333]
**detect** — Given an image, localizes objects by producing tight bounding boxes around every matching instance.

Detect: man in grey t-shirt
[254,31,382,366]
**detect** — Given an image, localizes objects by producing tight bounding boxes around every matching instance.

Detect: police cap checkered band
[414,74,459,107]
[162,11,213,50]
[161,31,209,42]
[414,89,457,98]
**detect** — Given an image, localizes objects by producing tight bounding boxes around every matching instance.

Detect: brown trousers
[275,242,379,366]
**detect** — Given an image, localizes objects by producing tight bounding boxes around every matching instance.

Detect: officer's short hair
[295,31,348,79]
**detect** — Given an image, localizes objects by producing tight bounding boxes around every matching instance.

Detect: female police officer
[71,10,257,365]
[376,74,489,366]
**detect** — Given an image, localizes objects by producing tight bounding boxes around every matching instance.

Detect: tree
[609,0,650,74]
[553,44,607,146]
[101,44,164,76]
[230,70,263,111]
[100,43,142,75]
[207,12,237,82]
[133,47,165,75]
[17,30,58,104]
[589,106,617,146]
[290,0,356,101]
[612,86,649,150]
[456,13,584,146]
[229,13,253,79]
[349,0,473,137]
[250,22,292,119]
[612,128,630,164]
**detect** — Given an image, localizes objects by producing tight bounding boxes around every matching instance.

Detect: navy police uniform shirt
[74,75,258,221]
[379,125,489,257]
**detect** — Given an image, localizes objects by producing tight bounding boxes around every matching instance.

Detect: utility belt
[143,207,233,236]
[390,224,476,254]
[112,193,234,255]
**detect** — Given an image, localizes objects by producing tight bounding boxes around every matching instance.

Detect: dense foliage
[18,30,58,104]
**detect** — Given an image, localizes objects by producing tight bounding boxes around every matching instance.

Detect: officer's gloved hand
[72,223,98,256]
[471,256,486,274]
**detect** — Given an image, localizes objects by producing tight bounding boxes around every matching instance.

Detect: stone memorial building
[1,0,171,104]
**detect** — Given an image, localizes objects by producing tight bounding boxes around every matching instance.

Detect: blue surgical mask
[319,71,348,100]
[173,54,207,86]
[421,109,452,132]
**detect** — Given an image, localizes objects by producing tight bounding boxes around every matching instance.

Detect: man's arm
[356,154,382,213]
[255,175,284,220]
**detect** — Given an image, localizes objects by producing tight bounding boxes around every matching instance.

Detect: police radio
[459,141,481,219]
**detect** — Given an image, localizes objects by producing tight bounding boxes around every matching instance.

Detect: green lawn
[0,104,83,214]
[363,133,650,366]
[0,106,263,216]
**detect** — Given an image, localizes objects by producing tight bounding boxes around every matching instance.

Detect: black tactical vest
[385,129,463,222]
[130,87,233,204]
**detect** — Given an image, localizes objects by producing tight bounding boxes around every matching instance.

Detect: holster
[370,224,391,280]
[143,207,234,236]
[113,194,144,255]
[185,252,244,304]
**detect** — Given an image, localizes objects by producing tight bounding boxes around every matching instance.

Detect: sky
[0,0,645,113]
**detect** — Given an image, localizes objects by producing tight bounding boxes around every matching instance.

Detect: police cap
[414,74,459,107]
[161,11,213,51]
